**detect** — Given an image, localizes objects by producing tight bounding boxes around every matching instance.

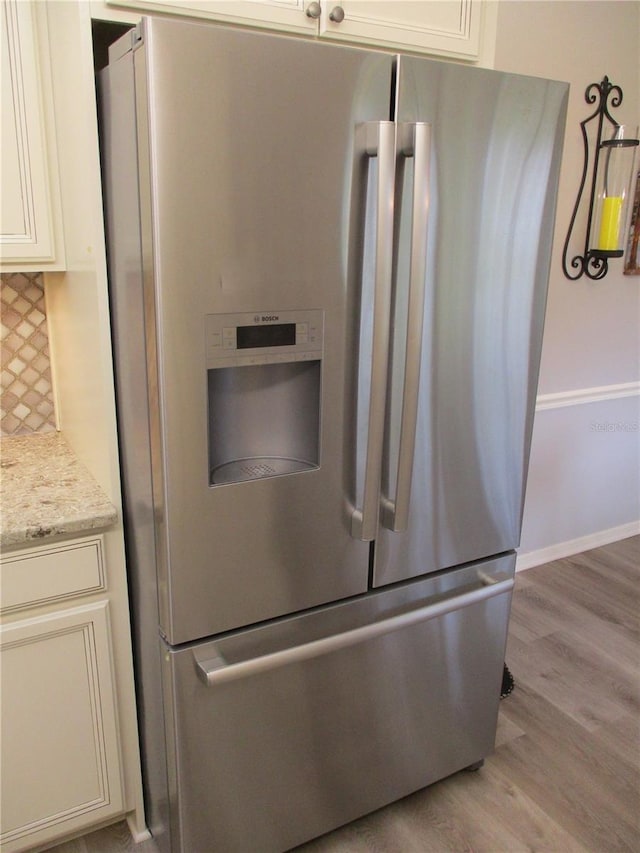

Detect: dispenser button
[223,327,235,349]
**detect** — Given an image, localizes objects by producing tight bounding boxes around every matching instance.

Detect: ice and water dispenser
[206,310,323,485]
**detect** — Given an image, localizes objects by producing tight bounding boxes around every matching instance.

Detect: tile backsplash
[1,272,56,436]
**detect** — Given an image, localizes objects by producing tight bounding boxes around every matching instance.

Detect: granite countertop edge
[0,431,118,551]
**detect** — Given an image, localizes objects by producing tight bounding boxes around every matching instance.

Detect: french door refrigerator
[99,15,567,853]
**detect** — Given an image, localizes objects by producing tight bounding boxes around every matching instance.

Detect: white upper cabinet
[104,0,491,60]
[319,1,482,58]
[0,1,65,270]
[106,0,318,34]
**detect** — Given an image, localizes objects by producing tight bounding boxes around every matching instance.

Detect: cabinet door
[106,0,318,34]
[320,0,482,58]
[105,0,483,58]
[0,602,124,853]
[0,0,64,270]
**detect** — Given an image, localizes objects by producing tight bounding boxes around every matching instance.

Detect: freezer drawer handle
[351,121,396,542]
[382,122,432,533]
[194,574,514,687]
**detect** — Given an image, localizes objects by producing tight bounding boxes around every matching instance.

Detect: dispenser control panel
[206,309,324,369]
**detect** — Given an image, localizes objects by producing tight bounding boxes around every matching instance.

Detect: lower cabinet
[0,542,125,853]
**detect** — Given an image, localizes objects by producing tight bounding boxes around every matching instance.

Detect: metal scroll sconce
[562,76,639,280]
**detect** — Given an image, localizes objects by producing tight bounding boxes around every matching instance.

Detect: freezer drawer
[163,554,514,852]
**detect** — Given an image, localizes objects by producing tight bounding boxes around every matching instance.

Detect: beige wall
[493,1,640,561]
[494,0,640,391]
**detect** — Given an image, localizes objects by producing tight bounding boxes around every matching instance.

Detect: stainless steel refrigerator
[99,15,567,853]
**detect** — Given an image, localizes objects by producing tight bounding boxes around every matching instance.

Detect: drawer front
[166,555,515,852]
[0,537,106,614]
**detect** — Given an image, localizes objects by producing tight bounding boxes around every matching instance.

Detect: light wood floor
[49,536,639,853]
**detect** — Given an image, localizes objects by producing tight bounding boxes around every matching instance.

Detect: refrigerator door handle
[382,122,432,532]
[194,574,514,686]
[351,121,397,542]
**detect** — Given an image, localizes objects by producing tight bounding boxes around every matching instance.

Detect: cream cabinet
[0,0,64,271]
[317,1,482,58]
[104,0,489,60]
[0,536,124,853]
[105,0,317,34]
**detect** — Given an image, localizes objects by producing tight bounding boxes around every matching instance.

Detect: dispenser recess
[206,310,323,486]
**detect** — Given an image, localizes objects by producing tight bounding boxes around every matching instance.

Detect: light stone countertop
[0,432,117,549]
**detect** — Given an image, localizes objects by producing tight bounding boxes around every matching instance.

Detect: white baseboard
[126,812,152,843]
[515,521,640,571]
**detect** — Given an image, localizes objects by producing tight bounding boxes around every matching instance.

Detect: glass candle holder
[590,125,639,256]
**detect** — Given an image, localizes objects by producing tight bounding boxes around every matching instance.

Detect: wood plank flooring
[48,536,639,853]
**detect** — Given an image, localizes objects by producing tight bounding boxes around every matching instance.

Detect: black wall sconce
[562,76,638,280]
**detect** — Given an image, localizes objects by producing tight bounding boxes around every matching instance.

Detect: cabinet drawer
[0,536,106,614]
